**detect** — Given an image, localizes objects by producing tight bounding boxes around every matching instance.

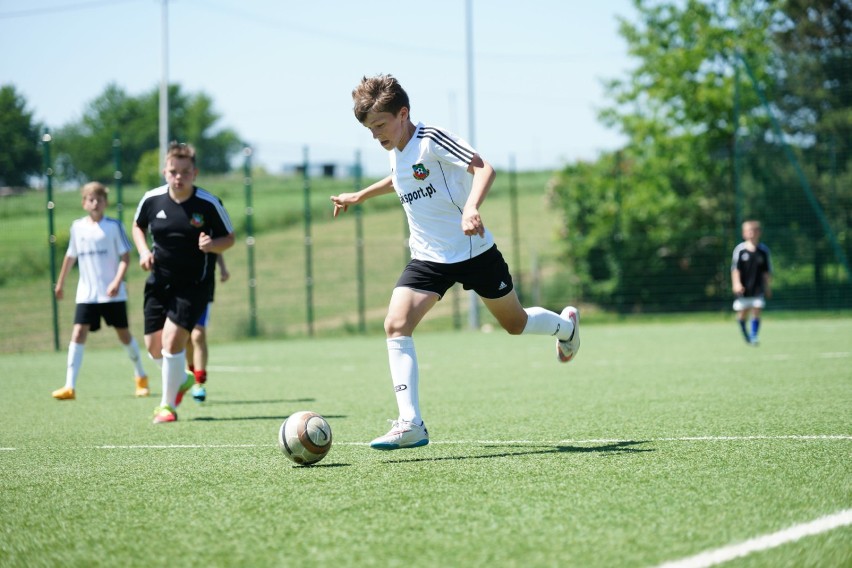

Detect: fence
[0,152,559,354]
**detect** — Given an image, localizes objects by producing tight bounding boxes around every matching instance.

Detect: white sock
[522,307,574,340]
[161,350,186,409]
[124,337,147,377]
[65,342,84,389]
[387,336,421,425]
[148,353,163,369]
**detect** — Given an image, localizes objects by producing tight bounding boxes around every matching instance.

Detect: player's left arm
[199,231,235,254]
[217,254,230,282]
[107,252,130,297]
[199,201,236,254]
[461,154,496,237]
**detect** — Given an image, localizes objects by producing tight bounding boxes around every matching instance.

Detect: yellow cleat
[52,386,76,400]
[135,376,150,397]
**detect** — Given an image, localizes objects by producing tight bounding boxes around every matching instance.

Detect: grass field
[2,317,850,567]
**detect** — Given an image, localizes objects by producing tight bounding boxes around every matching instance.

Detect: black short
[396,245,514,300]
[143,277,211,335]
[74,302,129,332]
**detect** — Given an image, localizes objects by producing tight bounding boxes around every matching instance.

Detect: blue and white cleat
[191,383,206,403]
[369,419,429,450]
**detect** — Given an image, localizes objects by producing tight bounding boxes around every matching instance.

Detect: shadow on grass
[382,440,654,464]
[288,462,351,469]
[204,398,316,405]
[190,413,347,422]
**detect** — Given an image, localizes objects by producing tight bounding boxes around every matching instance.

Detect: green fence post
[243,146,258,337]
[508,154,521,303]
[43,129,60,351]
[303,146,314,336]
[113,134,123,225]
[353,151,366,333]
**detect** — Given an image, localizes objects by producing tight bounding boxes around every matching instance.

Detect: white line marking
[1,448,16,451]
[655,508,852,568]
[97,444,259,449]
[92,435,852,450]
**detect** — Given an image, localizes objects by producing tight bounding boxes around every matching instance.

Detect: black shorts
[143,277,211,335]
[74,302,129,332]
[396,245,514,300]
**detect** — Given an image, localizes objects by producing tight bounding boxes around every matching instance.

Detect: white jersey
[65,216,132,303]
[390,122,495,263]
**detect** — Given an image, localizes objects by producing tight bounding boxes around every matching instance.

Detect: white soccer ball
[278,411,333,465]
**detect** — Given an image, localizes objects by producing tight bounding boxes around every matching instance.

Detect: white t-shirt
[390,122,495,263]
[66,216,132,303]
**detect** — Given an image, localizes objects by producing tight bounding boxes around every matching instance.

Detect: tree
[0,85,42,187]
[54,83,242,184]
[772,0,852,281]
[549,0,781,311]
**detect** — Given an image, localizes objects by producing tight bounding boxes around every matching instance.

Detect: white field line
[655,508,852,568]
[91,434,852,450]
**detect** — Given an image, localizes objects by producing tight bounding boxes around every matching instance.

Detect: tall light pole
[465,0,480,330]
[159,0,169,168]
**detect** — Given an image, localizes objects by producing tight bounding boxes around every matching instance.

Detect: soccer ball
[278,411,333,466]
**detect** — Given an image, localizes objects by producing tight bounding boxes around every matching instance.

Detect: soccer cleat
[134,376,150,397]
[152,405,177,424]
[52,386,76,400]
[190,383,206,403]
[556,306,581,363]
[174,371,195,407]
[750,335,760,346]
[370,419,429,450]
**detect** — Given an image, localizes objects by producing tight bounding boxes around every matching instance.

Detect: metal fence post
[243,146,258,337]
[302,146,314,336]
[354,151,366,333]
[113,134,123,225]
[42,129,60,351]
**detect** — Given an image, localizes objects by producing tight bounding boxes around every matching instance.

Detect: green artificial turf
[1,318,850,567]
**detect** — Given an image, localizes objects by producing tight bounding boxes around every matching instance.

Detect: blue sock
[738,319,750,341]
[751,318,760,338]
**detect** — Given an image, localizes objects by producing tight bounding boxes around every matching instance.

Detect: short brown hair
[81,181,108,199]
[166,141,196,165]
[352,74,410,123]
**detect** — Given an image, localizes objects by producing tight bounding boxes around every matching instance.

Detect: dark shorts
[74,302,130,332]
[396,245,514,300]
[143,277,211,335]
[196,303,212,328]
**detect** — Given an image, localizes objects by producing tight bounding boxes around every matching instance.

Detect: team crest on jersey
[190,213,205,228]
[412,163,429,181]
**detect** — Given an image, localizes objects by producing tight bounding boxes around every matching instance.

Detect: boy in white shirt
[330,74,580,450]
[52,182,149,400]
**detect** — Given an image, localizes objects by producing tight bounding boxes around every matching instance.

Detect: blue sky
[0,0,637,176]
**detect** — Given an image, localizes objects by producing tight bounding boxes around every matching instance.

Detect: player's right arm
[132,222,155,271]
[330,174,394,217]
[54,255,77,300]
[731,268,744,296]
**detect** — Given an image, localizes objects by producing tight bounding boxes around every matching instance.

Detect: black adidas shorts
[74,301,129,332]
[143,277,211,334]
[396,245,514,300]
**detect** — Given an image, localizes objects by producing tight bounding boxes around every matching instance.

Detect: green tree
[773,0,852,283]
[54,83,241,184]
[549,0,780,311]
[0,85,42,187]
